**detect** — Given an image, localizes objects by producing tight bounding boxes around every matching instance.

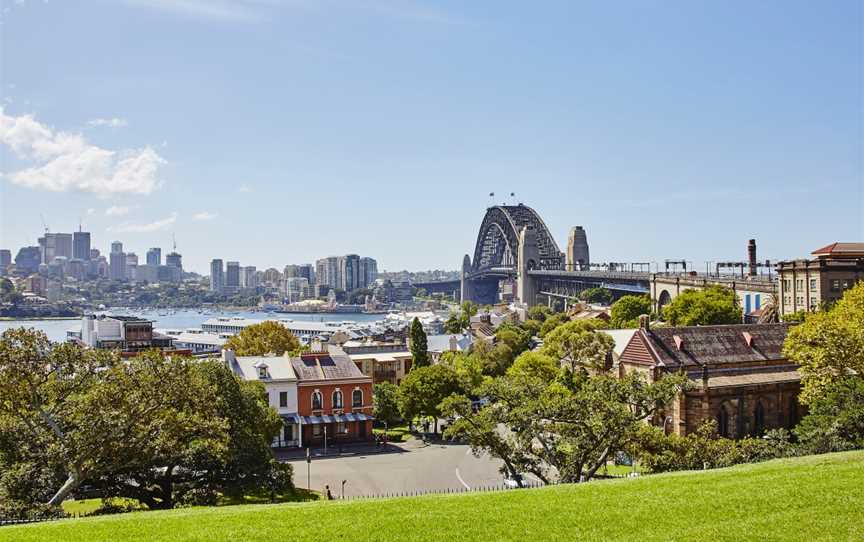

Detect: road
[285,440,508,498]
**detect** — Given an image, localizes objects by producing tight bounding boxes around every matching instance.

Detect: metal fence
[0,512,81,527]
[341,479,550,501]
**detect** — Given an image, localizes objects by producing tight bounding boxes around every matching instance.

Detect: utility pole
[306,447,311,489]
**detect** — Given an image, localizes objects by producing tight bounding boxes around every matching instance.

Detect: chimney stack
[638,314,650,331]
[748,239,757,276]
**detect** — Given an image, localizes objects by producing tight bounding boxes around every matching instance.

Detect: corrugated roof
[620,324,790,368]
[811,242,864,257]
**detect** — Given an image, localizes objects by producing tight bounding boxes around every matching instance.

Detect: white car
[503,474,524,488]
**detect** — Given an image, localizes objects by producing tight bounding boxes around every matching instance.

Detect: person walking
[325,485,333,500]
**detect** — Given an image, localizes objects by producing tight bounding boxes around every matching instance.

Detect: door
[358,420,366,439]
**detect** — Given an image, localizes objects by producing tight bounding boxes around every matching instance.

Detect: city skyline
[1,1,862,274]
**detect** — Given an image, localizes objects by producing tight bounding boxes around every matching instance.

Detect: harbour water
[0,309,386,343]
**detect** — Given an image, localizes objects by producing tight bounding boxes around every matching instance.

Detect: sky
[0,0,862,274]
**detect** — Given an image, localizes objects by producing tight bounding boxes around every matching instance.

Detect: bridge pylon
[517,226,539,307]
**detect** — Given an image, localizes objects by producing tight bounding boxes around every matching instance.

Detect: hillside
[3,451,863,542]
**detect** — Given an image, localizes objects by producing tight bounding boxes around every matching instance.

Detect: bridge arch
[469,204,563,274]
[657,289,673,311]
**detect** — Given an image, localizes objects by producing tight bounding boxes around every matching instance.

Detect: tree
[795,376,864,454]
[224,320,301,356]
[373,382,401,426]
[662,285,741,326]
[610,295,652,328]
[444,301,478,333]
[539,313,570,338]
[409,317,429,368]
[507,351,559,382]
[527,305,552,323]
[579,287,613,305]
[784,282,864,405]
[397,365,462,433]
[541,320,614,372]
[442,368,686,485]
[494,323,531,358]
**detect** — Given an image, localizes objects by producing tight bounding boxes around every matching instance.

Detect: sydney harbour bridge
[415,204,651,307]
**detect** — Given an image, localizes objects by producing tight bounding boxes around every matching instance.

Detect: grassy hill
[3,451,863,542]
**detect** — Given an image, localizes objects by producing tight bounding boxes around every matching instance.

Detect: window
[337,422,348,434]
[312,391,322,410]
[333,390,343,409]
[796,279,803,290]
[809,279,817,292]
[257,367,267,379]
[313,424,322,436]
[783,279,791,291]
[352,389,363,408]
[279,391,288,408]
[831,279,841,292]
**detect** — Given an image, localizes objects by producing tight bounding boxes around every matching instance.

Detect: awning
[281,413,300,424]
[300,413,375,424]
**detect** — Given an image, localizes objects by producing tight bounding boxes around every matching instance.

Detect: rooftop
[290,346,369,382]
[811,242,864,258]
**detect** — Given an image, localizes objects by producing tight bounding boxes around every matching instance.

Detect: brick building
[291,345,374,445]
[617,320,801,439]
[776,242,864,316]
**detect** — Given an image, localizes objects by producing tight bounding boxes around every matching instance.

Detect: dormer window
[253,361,269,379]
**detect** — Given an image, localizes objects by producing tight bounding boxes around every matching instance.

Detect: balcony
[373,369,397,380]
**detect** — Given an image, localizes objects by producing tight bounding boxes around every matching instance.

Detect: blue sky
[0,0,861,274]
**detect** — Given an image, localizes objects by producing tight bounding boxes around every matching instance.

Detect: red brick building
[291,346,374,445]
[617,320,801,439]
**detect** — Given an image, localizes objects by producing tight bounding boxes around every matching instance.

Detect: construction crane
[40,214,49,234]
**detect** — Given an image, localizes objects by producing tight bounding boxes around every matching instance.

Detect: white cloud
[0,108,166,196]
[109,212,177,233]
[86,208,96,215]
[192,211,218,220]
[87,117,129,128]
[105,205,131,217]
[238,183,252,193]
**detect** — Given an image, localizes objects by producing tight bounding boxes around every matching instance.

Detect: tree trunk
[48,471,83,506]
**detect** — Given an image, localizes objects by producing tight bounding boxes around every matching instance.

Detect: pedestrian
[325,485,333,500]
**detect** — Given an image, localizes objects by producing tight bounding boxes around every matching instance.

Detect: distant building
[165,251,182,270]
[776,242,864,315]
[566,226,589,271]
[78,315,177,356]
[14,247,42,275]
[109,251,126,281]
[0,249,11,276]
[262,268,282,287]
[283,277,312,303]
[39,233,73,264]
[125,253,138,281]
[210,259,224,292]
[225,261,240,293]
[111,241,123,254]
[316,256,341,290]
[360,257,378,288]
[339,254,360,291]
[73,231,91,261]
[90,248,101,260]
[241,265,258,289]
[146,247,162,266]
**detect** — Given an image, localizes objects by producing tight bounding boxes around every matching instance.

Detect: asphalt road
[285,440,509,498]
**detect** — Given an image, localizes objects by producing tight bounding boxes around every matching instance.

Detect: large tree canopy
[223,320,301,356]
[784,282,864,404]
[540,320,614,372]
[662,285,741,326]
[610,295,652,328]
[0,329,291,514]
[397,365,462,433]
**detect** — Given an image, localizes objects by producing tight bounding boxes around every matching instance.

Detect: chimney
[748,239,757,276]
[221,348,236,368]
[449,335,458,351]
[638,314,650,331]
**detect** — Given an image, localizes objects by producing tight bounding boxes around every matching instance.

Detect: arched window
[352,389,363,408]
[312,391,322,410]
[754,400,765,436]
[333,390,343,409]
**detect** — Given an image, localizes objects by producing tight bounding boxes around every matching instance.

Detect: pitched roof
[811,242,864,257]
[619,324,790,368]
[289,346,369,382]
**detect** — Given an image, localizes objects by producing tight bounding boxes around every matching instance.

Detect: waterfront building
[201,317,374,343]
[146,247,162,266]
[77,315,178,356]
[283,277,312,303]
[360,257,378,288]
[776,242,864,316]
[617,319,800,438]
[339,254,361,292]
[210,259,224,292]
[240,266,258,289]
[315,256,341,290]
[225,261,240,293]
[15,247,42,275]
[73,231,91,261]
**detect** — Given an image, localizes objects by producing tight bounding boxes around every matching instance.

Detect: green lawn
[5,451,863,542]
